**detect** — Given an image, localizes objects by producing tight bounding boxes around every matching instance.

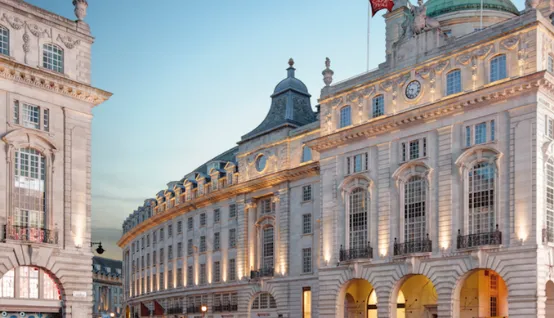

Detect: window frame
[339,105,352,128]
[446,69,462,96]
[42,43,64,73]
[489,54,507,83]
[0,25,9,56]
[371,95,385,118]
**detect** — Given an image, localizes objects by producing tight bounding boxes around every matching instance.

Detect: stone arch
[246,286,281,318]
[452,267,508,318]
[337,278,375,318]
[389,273,438,318]
[0,264,64,308]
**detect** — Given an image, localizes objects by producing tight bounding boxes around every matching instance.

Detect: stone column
[275,187,289,276]
[246,200,257,273]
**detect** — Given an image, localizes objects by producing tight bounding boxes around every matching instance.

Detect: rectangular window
[200,264,206,285]
[177,268,183,287]
[339,106,352,128]
[303,287,312,318]
[303,214,312,234]
[167,269,173,289]
[187,239,193,255]
[228,172,233,185]
[466,120,496,147]
[159,228,164,241]
[302,185,312,201]
[200,213,206,226]
[22,103,40,129]
[229,229,237,248]
[261,198,274,214]
[490,296,498,317]
[200,236,206,252]
[168,245,173,260]
[346,152,369,174]
[549,55,554,73]
[153,232,157,245]
[214,209,221,223]
[229,204,237,218]
[372,95,385,118]
[146,253,150,267]
[43,108,49,132]
[153,251,156,267]
[159,248,164,264]
[446,70,462,95]
[302,248,312,273]
[141,237,145,250]
[228,258,236,281]
[168,224,173,237]
[213,261,221,283]
[152,274,156,291]
[188,217,193,230]
[13,100,19,125]
[177,221,182,234]
[147,234,150,247]
[214,232,220,250]
[187,265,193,286]
[490,54,507,82]
[401,138,427,162]
[177,242,182,257]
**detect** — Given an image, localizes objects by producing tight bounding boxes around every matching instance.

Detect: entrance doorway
[458,269,508,317]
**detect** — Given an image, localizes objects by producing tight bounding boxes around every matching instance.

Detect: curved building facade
[120,1,554,317]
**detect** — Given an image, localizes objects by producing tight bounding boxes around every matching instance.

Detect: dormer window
[227,172,233,185]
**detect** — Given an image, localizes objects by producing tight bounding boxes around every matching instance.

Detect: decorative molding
[500,36,519,50]
[380,79,393,92]
[0,57,111,106]
[473,44,494,60]
[57,34,80,49]
[1,13,24,30]
[434,60,449,74]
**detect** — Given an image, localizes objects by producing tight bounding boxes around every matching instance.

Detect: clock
[405,80,421,100]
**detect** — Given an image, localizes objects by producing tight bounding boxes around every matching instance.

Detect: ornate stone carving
[330,97,343,109]
[434,60,449,74]
[361,86,375,98]
[473,44,494,59]
[456,54,472,66]
[519,33,531,76]
[322,57,334,87]
[347,92,361,104]
[57,34,81,49]
[27,23,49,38]
[406,0,440,36]
[1,14,24,30]
[73,0,88,21]
[501,36,519,50]
[395,73,411,87]
[416,67,431,79]
[380,80,393,92]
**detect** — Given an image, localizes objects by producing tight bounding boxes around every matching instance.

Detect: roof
[93,257,122,278]
[426,0,519,17]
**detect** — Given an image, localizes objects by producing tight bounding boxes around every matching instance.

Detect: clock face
[405,80,421,100]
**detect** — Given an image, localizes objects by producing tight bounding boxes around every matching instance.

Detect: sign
[72,291,87,298]
[369,0,395,16]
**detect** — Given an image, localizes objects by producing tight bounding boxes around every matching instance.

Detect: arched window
[469,162,495,233]
[262,226,274,270]
[547,160,554,242]
[43,43,64,73]
[372,95,384,118]
[301,146,312,162]
[0,25,9,56]
[11,148,46,242]
[490,55,507,82]
[404,176,426,242]
[446,69,462,95]
[339,106,352,128]
[0,267,59,299]
[349,188,368,249]
[252,293,277,310]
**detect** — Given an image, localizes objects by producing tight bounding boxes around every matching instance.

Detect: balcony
[166,307,183,314]
[339,242,373,262]
[250,267,274,279]
[394,235,432,256]
[214,304,238,312]
[3,224,58,244]
[457,226,502,249]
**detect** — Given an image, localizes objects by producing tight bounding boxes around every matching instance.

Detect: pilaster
[377,142,391,258]
[276,186,289,276]
[437,126,453,251]
[236,198,247,279]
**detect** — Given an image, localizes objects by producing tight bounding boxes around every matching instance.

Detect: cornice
[308,71,548,152]
[117,162,320,247]
[0,55,112,106]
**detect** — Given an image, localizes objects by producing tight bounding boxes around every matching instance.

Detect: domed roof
[425,0,519,17]
[272,58,309,97]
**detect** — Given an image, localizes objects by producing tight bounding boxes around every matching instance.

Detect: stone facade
[120,1,554,318]
[0,0,111,317]
[93,257,124,318]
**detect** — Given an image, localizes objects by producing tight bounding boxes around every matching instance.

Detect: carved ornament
[500,36,519,50]
[57,34,81,49]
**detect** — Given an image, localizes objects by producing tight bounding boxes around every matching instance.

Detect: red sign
[369,0,395,16]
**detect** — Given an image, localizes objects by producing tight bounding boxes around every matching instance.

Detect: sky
[25,0,526,260]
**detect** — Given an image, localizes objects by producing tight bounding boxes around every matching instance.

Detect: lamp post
[201,305,207,317]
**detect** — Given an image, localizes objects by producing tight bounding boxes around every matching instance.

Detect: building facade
[0,0,111,317]
[93,257,124,318]
[119,0,554,317]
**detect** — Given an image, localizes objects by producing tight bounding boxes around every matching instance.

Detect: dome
[425,0,519,18]
[272,58,310,97]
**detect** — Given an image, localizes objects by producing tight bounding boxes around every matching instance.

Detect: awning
[154,300,164,316]
[140,302,150,317]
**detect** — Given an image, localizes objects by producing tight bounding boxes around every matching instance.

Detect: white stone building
[119,0,554,317]
[0,0,111,317]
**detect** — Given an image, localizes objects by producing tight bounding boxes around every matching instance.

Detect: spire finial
[288,58,294,68]
[322,57,334,87]
[73,0,88,21]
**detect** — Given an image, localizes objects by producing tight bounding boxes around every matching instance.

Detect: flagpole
[367,1,371,72]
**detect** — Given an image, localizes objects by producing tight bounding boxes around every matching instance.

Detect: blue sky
[26,0,526,259]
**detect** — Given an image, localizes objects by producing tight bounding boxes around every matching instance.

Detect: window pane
[469,162,495,233]
[404,176,426,241]
[0,26,9,56]
[43,44,64,73]
[446,70,462,95]
[490,55,506,82]
[349,188,368,249]
[340,106,352,128]
[475,122,487,144]
[372,95,384,118]
[302,146,312,162]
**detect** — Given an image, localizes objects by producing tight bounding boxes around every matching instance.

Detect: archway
[394,275,438,318]
[339,279,374,318]
[546,280,554,318]
[457,269,508,317]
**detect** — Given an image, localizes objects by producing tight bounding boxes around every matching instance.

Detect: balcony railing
[339,242,373,262]
[457,225,502,249]
[166,307,183,314]
[394,235,432,256]
[3,224,58,244]
[214,304,238,312]
[250,267,274,279]
[186,306,201,314]
[543,228,554,244]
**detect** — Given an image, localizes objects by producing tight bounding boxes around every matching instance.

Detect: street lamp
[91,241,105,254]
[201,305,207,317]
[110,313,115,318]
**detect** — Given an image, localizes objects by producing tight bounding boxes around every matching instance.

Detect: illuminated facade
[93,257,124,318]
[121,0,554,317]
[0,0,111,317]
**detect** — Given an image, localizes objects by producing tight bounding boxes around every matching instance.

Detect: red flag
[369,0,395,16]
